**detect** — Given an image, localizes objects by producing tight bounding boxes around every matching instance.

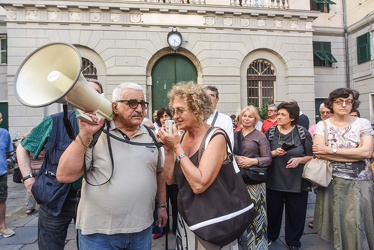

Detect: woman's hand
[235,156,257,168]
[157,124,180,152]
[273,147,287,157]
[286,157,301,168]
[312,143,331,155]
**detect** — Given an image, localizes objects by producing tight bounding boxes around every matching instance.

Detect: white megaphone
[14,42,113,123]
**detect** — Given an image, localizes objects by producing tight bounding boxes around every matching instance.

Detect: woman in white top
[312,88,374,250]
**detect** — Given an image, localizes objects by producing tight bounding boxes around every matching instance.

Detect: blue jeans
[38,190,79,250]
[78,226,152,250]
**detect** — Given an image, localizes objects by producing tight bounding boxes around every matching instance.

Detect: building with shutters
[0,0,373,134]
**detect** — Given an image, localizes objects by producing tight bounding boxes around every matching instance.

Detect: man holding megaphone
[17,79,104,250]
[56,82,168,249]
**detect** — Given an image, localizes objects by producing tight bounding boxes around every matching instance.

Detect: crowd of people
[0,82,373,250]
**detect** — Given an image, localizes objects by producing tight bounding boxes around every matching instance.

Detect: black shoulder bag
[177,127,257,246]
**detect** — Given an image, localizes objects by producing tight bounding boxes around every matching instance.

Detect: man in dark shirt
[288,99,309,129]
[16,79,103,250]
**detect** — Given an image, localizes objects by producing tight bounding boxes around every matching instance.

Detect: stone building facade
[0,0,372,134]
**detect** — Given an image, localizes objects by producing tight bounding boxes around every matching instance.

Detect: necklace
[278,127,294,145]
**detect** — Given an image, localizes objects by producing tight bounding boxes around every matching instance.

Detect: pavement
[1,173,335,250]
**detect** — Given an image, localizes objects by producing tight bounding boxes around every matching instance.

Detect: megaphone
[14,42,113,122]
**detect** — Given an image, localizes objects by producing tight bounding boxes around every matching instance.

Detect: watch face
[168,33,181,48]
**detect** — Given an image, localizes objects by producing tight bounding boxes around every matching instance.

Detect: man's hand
[23,177,35,196]
[156,207,168,228]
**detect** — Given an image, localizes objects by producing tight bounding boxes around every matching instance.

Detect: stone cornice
[347,12,374,35]
[1,1,319,32]
[312,26,345,36]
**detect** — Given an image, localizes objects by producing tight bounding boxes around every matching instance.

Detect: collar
[107,120,147,137]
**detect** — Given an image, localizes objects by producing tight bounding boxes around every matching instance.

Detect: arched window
[82,57,97,79]
[246,59,275,107]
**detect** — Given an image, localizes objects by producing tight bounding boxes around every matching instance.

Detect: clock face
[168,33,182,49]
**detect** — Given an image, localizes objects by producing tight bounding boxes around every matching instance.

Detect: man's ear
[112,102,118,114]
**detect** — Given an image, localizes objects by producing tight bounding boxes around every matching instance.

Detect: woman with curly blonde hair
[158,82,240,249]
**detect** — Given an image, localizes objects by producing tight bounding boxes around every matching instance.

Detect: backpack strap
[296,125,306,146]
[268,126,276,141]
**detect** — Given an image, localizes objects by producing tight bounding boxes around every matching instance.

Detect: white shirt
[255,121,263,131]
[207,110,234,147]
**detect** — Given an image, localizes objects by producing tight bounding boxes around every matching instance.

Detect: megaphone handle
[76,113,98,125]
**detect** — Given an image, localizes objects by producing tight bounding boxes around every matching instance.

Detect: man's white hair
[112,82,144,102]
[319,103,327,111]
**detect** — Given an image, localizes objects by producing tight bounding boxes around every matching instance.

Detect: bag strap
[143,125,163,149]
[62,104,76,140]
[236,130,243,156]
[322,120,328,146]
[84,121,113,186]
[211,111,219,127]
[197,127,239,172]
[83,122,161,186]
[100,124,161,147]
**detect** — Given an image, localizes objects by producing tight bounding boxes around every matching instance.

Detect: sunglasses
[116,99,149,110]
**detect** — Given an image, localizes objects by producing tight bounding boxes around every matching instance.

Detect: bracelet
[21,173,34,183]
[77,134,92,148]
[158,203,167,209]
[176,152,187,162]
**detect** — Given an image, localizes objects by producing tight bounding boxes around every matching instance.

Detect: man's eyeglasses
[268,109,276,112]
[333,99,354,106]
[116,99,149,110]
[172,108,186,116]
[321,111,331,115]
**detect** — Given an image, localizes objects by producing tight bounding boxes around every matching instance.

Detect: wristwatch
[332,148,337,156]
[158,203,167,209]
[176,152,187,162]
[21,173,34,183]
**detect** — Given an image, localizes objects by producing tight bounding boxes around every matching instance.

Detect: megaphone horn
[14,42,113,122]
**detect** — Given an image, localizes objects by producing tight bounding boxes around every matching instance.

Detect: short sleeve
[358,118,374,137]
[314,120,326,137]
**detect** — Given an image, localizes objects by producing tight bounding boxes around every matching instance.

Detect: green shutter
[325,52,337,63]
[357,33,371,64]
[313,0,336,4]
[313,41,337,63]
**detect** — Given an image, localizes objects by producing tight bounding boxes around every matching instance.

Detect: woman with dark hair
[349,109,360,117]
[265,101,313,250]
[313,88,374,249]
[155,108,172,132]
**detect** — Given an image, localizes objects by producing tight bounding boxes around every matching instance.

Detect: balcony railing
[142,0,289,8]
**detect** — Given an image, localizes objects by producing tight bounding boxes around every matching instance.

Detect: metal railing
[142,0,289,8]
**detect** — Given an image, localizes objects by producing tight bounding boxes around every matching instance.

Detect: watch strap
[158,203,167,209]
[176,152,187,162]
[21,173,34,183]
